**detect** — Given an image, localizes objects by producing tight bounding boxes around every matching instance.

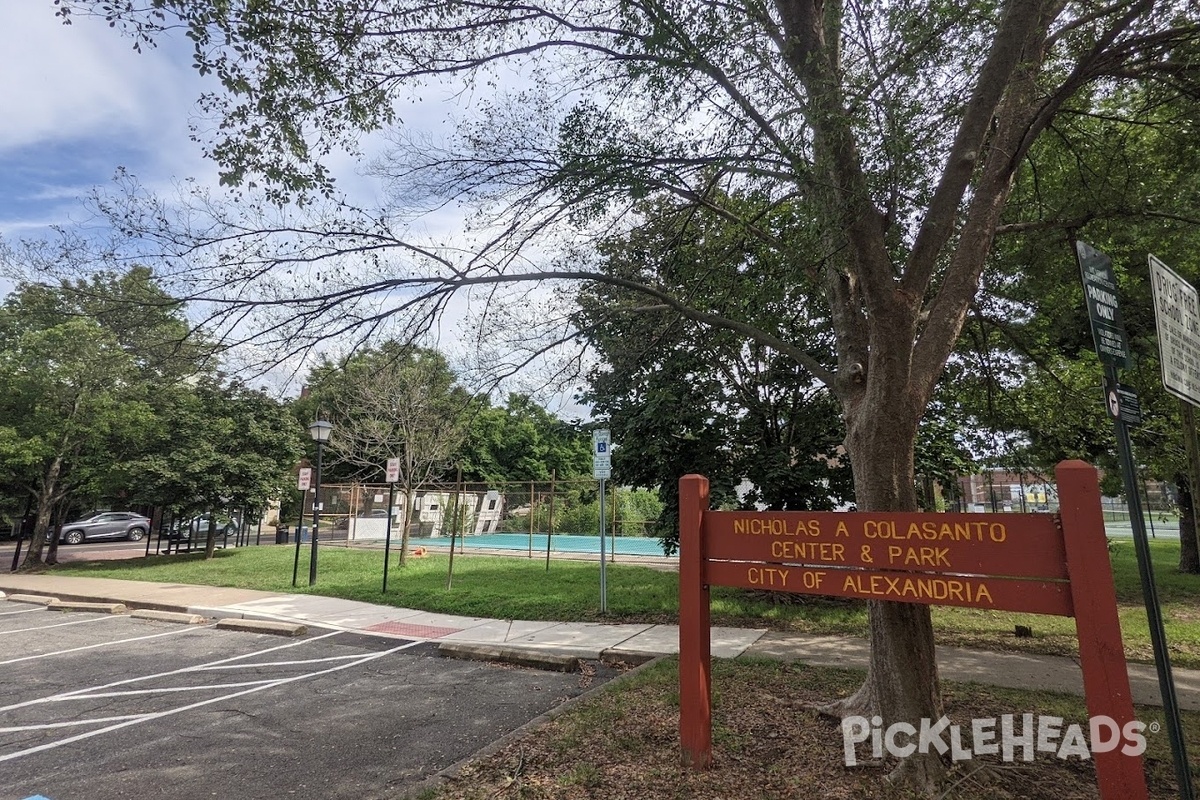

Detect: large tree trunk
[18,457,64,571]
[824,307,946,787]
[397,486,413,567]
[205,512,218,559]
[45,495,68,566]
[1177,476,1200,574]
[1178,402,1200,574]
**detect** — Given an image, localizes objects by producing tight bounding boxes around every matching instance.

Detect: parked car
[169,516,238,541]
[60,512,152,545]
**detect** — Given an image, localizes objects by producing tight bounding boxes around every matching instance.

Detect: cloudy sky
[0,6,588,411]
[0,6,418,243]
[0,6,209,239]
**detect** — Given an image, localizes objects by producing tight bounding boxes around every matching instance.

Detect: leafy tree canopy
[457,394,592,484]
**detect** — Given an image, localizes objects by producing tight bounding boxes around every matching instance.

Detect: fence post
[546,469,556,571]
[145,508,158,557]
[610,480,618,563]
[447,468,463,590]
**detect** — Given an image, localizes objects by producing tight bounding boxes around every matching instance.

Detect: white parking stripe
[0,639,423,764]
[0,615,120,636]
[0,607,44,617]
[63,679,292,700]
[0,715,150,733]
[0,624,212,667]
[200,654,370,670]
[0,629,345,713]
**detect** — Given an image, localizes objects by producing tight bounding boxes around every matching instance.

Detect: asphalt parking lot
[0,598,618,800]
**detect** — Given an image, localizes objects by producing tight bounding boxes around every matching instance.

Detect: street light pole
[307,419,333,587]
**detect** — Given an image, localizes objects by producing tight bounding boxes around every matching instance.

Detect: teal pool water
[414,532,672,557]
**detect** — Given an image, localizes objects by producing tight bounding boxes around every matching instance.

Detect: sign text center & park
[702,505,1070,616]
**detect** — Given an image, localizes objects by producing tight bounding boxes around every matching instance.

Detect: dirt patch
[420,658,1190,800]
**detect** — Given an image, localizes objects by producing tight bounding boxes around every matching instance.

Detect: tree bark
[826,334,945,785]
[205,511,218,559]
[1177,476,1200,574]
[398,484,413,567]
[1179,402,1200,574]
[18,456,64,570]
[45,495,68,566]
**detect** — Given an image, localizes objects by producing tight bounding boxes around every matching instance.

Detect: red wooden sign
[679,460,1145,799]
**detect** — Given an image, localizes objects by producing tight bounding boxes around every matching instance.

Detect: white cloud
[0,7,591,407]
[0,8,195,152]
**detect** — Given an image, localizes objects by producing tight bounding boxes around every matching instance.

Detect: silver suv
[60,512,152,545]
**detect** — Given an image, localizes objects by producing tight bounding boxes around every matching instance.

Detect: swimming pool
[413,532,672,557]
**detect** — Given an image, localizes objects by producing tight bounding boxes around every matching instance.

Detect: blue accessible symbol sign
[592,429,611,480]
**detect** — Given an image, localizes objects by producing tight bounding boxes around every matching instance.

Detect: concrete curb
[5,594,57,606]
[8,588,178,612]
[438,642,582,672]
[600,648,660,666]
[187,605,242,620]
[216,618,307,636]
[131,609,207,625]
[47,600,127,613]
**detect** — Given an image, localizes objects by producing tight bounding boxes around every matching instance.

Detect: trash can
[275,526,289,544]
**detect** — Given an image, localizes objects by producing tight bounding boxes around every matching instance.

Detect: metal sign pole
[308,441,325,586]
[1078,243,1192,800]
[382,482,396,593]
[1107,366,1194,800]
[599,477,607,613]
[593,429,611,613]
[382,456,400,593]
[293,467,312,587]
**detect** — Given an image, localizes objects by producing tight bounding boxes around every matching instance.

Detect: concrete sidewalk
[2,573,1197,711]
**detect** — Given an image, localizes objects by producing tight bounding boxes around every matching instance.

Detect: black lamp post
[307,419,333,587]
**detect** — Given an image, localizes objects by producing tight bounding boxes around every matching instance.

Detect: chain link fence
[294,480,670,560]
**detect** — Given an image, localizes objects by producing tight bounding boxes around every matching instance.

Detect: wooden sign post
[679,460,1146,799]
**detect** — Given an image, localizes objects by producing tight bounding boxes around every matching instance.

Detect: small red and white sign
[386,457,401,483]
[297,468,312,491]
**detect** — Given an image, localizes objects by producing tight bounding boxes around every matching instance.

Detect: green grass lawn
[49,537,1200,667]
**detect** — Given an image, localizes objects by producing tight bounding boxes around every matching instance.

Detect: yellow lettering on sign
[746,566,790,588]
[770,540,845,562]
[731,515,1006,546]
[735,518,776,535]
[733,518,821,537]
[801,570,826,589]
[794,519,821,537]
[841,574,994,605]
[864,520,897,538]
[885,546,951,568]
